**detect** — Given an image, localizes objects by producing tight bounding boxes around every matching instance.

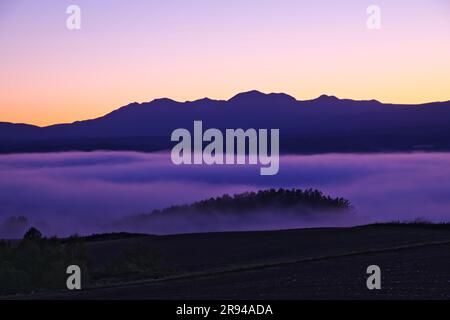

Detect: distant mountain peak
[151,97,178,105]
[188,97,223,105]
[229,90,266,101]
[192,97,214,103]
[229,90,297,104]
[316,94,339,101]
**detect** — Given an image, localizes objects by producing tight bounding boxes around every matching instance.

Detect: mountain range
[1,90,450,153]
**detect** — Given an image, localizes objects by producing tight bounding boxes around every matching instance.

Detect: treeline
[149,188,352,217]
[0,228,88,295]
[0,228,164,296]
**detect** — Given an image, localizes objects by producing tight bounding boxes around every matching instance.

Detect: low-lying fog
[1,151,450,237]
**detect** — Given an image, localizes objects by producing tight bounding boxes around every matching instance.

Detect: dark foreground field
[35,225,450,299]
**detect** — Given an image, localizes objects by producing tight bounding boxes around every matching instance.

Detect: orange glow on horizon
[1,0,449,126]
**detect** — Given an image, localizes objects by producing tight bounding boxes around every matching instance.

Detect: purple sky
[1,0,449,125]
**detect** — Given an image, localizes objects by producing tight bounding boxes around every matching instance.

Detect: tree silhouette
[23,227,42,241]
[147,188,352,218]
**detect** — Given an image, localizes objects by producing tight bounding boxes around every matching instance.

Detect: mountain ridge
[1,90,450,153]
[3,90,450,128]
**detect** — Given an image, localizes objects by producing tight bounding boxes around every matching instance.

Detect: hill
[115,188,353,234]
[13,224,450,299]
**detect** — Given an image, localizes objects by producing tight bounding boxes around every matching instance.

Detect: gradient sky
[1,0,449,126]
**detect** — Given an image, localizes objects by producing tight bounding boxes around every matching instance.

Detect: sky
[0,0,449,126]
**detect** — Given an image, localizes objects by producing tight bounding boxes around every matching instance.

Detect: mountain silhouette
[1,90,450,153]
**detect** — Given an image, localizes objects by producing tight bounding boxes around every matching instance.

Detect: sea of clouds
[1,151,450,237]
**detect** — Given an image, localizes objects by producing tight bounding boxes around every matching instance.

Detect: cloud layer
[1,151,450,237]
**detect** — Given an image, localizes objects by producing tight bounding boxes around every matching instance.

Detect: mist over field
[1,151,450,237]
